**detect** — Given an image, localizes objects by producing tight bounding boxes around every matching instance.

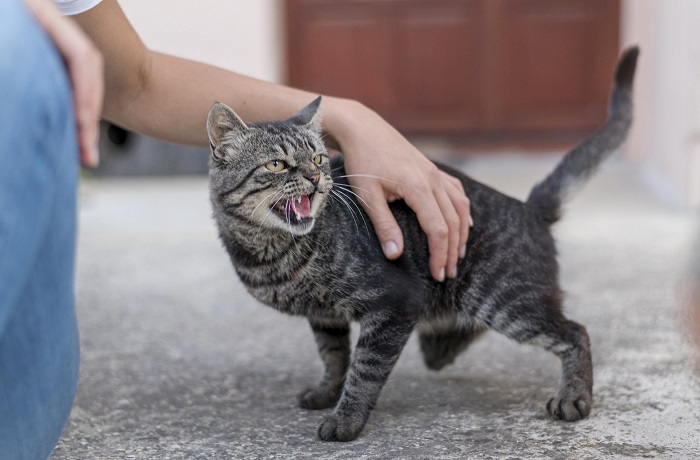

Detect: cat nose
[304,170,320,186]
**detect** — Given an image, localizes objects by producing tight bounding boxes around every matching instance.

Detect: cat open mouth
[271,194,314,225]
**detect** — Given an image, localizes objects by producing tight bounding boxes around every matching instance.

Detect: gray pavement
[52,153,700,459]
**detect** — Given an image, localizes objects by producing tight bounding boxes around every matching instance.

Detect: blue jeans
[0,1,80,459]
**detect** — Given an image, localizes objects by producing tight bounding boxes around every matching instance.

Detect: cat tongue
[291,195,312,218]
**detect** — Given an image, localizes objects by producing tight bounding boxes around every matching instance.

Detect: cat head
[207,97,333,236]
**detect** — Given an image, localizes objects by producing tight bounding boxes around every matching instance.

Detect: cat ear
[207,102,248,162]
[288,96,322,132]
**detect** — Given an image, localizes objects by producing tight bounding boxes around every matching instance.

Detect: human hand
[323,98,472,282]
[23,0,103,168]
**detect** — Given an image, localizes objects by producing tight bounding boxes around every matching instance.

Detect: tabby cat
[207,48,638,442]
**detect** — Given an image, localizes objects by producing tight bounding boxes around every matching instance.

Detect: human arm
[73,0,471,280]
[22,0,102,167]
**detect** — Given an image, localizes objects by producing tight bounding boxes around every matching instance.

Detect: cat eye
[265,160,287,172]
[313,154,324,166]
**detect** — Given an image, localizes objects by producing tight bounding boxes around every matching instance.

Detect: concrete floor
[52,153,700,459]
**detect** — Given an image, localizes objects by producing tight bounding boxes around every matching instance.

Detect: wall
[118,0,284,83]
[621,0,700,209]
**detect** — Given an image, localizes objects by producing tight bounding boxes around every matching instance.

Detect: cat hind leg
[543,320,593,421]
[497,309,593,422]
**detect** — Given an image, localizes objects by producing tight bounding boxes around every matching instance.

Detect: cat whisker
[252,189,285,217]
[333,188,371,230]
[331,189,370,239]
[285,199,292,226]
[333,182,383,199]
[329,191,361,236]
[259,191,286,231]
[284,199,301,249]
[336,174,400,185]
[334,184,376,212]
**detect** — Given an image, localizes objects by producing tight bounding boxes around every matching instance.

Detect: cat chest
[247,283,318,315]
[238,267,348,316]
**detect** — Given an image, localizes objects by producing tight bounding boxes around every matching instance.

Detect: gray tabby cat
[207,47,638,442]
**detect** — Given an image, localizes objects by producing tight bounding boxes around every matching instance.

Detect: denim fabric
[0,0,80,459]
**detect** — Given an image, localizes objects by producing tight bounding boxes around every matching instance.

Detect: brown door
[286,0,620,140]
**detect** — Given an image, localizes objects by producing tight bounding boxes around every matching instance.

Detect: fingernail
[459,245,466,259]
[92,147,100,167]
[449,265,457,279]
[382,240,399,258]
[437,267,445,282]
[469,215,474,227]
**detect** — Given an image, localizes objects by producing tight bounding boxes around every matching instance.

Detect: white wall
[622,0,700,209]
[118,0,284,83]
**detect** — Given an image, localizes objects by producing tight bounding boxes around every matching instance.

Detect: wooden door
[286,0,620,140]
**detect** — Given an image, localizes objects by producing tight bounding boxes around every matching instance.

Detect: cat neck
[218,217,320,268]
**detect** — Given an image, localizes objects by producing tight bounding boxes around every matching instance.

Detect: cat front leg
[298,320,350,410]
[317,311,415,442]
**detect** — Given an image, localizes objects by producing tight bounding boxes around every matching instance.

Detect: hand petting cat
[66,0,472,282]
[319,97,472,282]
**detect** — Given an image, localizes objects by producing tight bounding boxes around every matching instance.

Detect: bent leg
[0,1,80,459]
[298,320,350,410]
[317,311,415,442]
[490,295,593,422]
[544,320,593,421]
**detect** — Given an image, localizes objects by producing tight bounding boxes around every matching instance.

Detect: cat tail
[526,46,639,224]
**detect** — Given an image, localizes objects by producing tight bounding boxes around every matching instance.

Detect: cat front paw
[317,412,367,442]
[546,385,592,421]
[297,387,341,410]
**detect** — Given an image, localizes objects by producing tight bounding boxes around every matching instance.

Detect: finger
[357,183,405,260]
[440,171,471,258]
[441,170,465,195]
[78,114,100,168]
[403,180,449,281]
[66,39,103,168]
[74,66,103,168]
[75,95,100,167]
[432,185,461,279]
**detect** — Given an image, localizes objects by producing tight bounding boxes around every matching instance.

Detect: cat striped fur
[207,47,638,442]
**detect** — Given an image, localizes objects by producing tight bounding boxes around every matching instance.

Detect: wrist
[320,96,369,150]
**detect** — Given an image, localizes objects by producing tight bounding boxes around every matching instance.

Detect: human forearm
[72,0,367,150]
[105,51,339,146]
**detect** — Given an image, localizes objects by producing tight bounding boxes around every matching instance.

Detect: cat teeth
[290,196,301,221]
[288,195,307,222]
